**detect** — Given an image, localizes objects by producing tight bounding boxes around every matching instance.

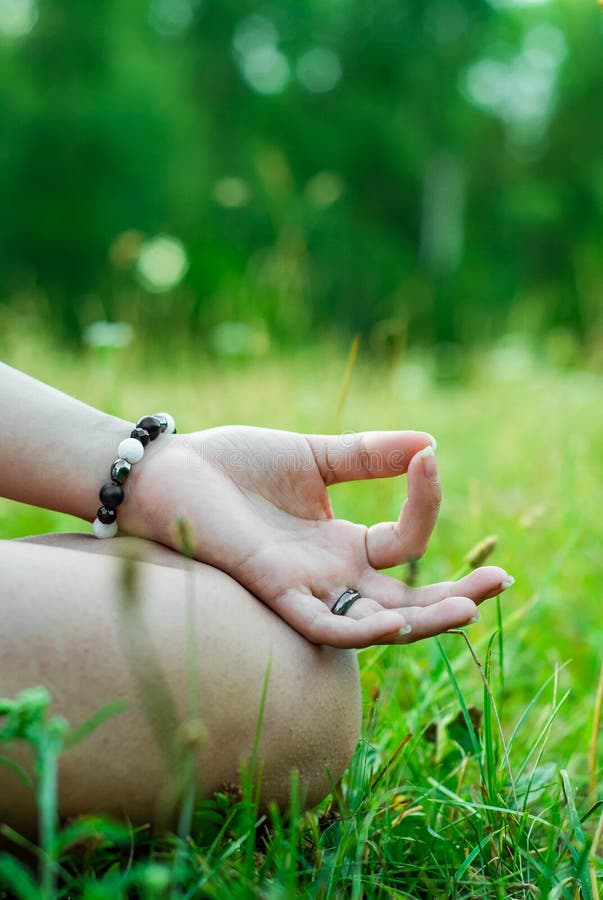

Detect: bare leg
[0,536,361,837]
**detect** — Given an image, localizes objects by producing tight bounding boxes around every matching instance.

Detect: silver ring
[331,588,362,616]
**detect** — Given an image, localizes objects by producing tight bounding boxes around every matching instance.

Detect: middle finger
[359,565,514,610]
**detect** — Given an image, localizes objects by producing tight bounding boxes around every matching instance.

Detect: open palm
[135,426,513,649]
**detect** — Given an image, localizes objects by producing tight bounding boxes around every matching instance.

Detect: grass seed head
[180,717,208,747]
[465,534,498,568]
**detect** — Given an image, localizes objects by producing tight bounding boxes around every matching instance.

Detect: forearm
[1,363,152,523]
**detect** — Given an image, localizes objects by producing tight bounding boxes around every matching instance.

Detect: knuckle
[406,534,429,560]
[429,496,442,516]
[356,436,373,478]
[323,442,338,485]
[306,609,331,645]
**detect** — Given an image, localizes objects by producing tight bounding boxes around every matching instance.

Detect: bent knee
[253,642,362,810]
[1,536,362,822]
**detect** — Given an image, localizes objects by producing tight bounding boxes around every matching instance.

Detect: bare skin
[0,536,362,836]
[0,364,514,833]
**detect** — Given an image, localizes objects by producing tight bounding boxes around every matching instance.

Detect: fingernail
[468,612,481,624]
[430,435,438,450]
[398,624,412,636]
[418,445,440,483]
[501,575,515,589]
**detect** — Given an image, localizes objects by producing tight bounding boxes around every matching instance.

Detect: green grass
[1,333,602,897]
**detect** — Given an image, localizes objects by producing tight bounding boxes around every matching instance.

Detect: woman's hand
[125,426,513,649]
[0,365,512,648]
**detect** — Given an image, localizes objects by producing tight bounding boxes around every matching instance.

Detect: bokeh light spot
[462,23,566,150]
[213,177,250,208]
[464,59,508,110]
[488,0,550,7]
[83,321,135,350]
[148,0,199,37]
[241,46,289,95]
[306,171,345,207]
[233,14,289,95]
[136,235,189,293]
[0,0,38,38]
[233,14,278,57]
[296,48,342,93]
[209,321,270,357]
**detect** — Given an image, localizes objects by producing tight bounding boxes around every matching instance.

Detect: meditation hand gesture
[124,425,513,648]
[1,365,513,649]
[1,363,516,833]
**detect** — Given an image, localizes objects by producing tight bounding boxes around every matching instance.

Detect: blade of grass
[0,754,33,788]
[482,634,497,802]
[455,829,503,881]
[250,654,272,798]
[38,724,65,900]
[588,660,603,805]
[436,638,482,762]
[507,662,571,753]
[241,655,272,881]
[332,335,360,433]
[560,769,592,900]
[64,699,129,750]
[448,630,517,806]
[369,733,413,793]
[418,592,542,712]
[514,691,570,783]
[427,779,572,842]
[172,537,203,899]
[496,594,504,714]
[0,854,40,900]
[592,805,603,858]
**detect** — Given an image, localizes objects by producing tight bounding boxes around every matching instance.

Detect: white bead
[156,411,176,434]
[118,437,145,463]
[93,518,119,539]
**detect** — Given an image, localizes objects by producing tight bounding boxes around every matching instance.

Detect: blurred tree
[0,0,601,350]
[0,0,208,341]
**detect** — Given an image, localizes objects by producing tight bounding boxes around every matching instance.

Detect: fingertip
[417,445,439,483]
[472,565,508,581]
[441,595,478,625]
[369,610,410,640]
[457,566,514,600]
[319,609,410,650]
[411,430,437,450]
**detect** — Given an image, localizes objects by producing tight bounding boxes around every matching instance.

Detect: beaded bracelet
[92,412,177,539]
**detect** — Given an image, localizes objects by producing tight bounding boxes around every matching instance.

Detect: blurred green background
[2,8,603,877]
[0,0,601,361]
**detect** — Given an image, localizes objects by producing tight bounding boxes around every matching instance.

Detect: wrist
[117,432,190,547]
[91,414,180,540]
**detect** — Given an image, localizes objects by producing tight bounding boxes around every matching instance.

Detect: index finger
[366,445,441,569]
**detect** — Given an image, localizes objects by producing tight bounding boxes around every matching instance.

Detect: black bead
[97,506,117,525]
[99,482,124,508]
[137,415,161,441]
[154,414,168,433]
[111,457,132,484]
[130,427,150,447]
